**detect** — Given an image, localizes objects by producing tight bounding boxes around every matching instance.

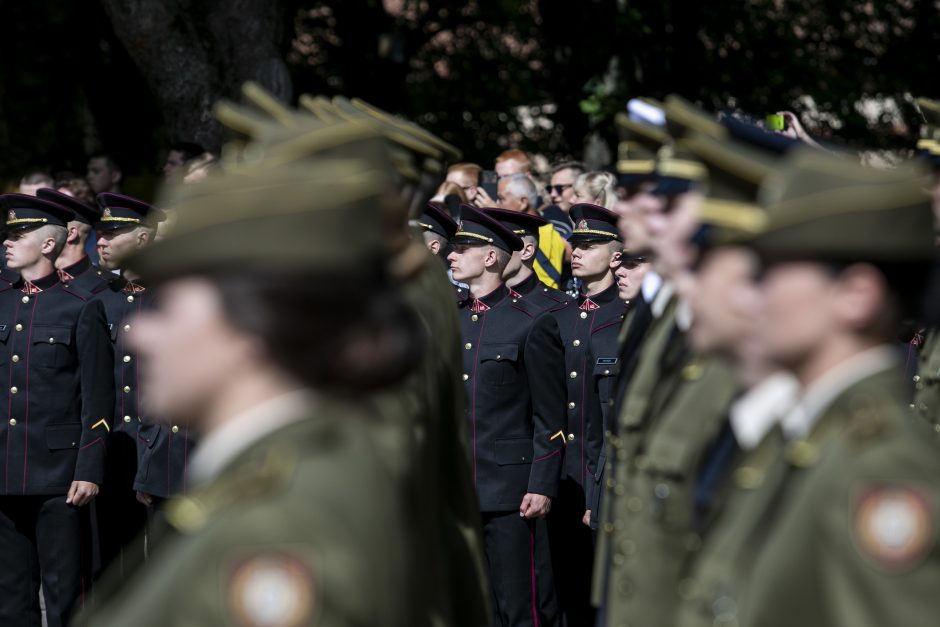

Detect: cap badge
[577,219,588,230]
[7,210,16,222]
[103,208,113,219]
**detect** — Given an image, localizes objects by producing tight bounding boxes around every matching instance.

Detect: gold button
[171,425,179,433]
[604,369,611,375]
[127,295,135,303]
[123,416,132,423]
[914,375,921,382]
[123,386,131,393]
[572,339,581,347]
[11,355,18,363]
[627,496,643,512]
[569,371,578,379]
[567,433,575,442]
[8,418,15,426]
[568,402,576,409]
[10,387,17,394]
[123,355,131,363]
[471,314,479,322]
[20,296,28,304]
[580,311,588,319]
[48,337,54,344]
[464,343,472,350]
[462,374,469,381]
[14,324,22,332]
[123,324,131,332]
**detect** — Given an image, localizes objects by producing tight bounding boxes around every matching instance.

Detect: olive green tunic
[683,363,940,627]
[912,327,940,431]
[76,396,420,626]
[365,246,489,627]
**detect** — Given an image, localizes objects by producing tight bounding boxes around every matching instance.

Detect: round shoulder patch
[228,553,317,626]
[854,487,934,572]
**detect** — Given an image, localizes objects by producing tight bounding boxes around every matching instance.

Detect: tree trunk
[98,0,291,152]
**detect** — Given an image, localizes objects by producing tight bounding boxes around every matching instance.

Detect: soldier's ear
[428,239,441,255]
[609,250,622,270]
[483,247,499,268]
[520,240,537,262]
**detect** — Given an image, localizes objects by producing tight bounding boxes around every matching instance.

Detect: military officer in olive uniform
[910,97,940,429]
[215,87,492,627]
[76,144,431,627]
[448,205,566,627]
[36,188,110,295]
[481,207,570,312]
[0,194,114,626]
[697,148,940,627]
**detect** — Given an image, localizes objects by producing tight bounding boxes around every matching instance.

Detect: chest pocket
[644,436,697,531]
[479,343,520,386]
[31,325,73,369]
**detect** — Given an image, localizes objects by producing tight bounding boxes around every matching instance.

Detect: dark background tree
[1,0,938,195]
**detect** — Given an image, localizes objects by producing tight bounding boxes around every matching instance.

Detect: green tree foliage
[0,0,937,183]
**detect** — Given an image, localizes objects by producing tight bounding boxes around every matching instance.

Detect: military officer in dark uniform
[535,203,626,627]
[447,205,566,627]
[36,188,109,295]
[0,194,114,626]
[91,193,188,572]
[482,207,570,313]
[416,202,458,257]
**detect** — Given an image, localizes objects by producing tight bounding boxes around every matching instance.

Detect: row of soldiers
[30,81,938,627]
[411,96,940,627]
[0,188,192,626]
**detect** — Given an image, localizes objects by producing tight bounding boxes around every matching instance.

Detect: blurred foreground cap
[127,157,402,283]
[748,148,935,262]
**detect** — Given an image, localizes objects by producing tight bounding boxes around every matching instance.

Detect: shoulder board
[165,445,296,534]
[508,299,538,318]
[0,268,20,285]
[59,282,92,301]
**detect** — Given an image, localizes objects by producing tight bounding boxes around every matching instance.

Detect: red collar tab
[579,298,599,312]
[470,299,491,314]
[21,281,42,295]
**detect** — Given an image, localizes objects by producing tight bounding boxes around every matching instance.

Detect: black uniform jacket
[457,285,567,512]
[0,272,114,494]
[553,283,628,489]
[60,256,109,295]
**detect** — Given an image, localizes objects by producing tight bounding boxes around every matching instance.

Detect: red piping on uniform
[22,295,39,494]
[4,299,21,493]
[80,437,102,450]
[529,519,540,627]
[470,313,487,487]
[533,449,561,463]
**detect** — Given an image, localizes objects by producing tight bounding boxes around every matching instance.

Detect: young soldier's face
[686,246,761,355]
[648,191,702,280]
[571,241,619,280]
[128,277,259,425]
[612,185,661,253]
[757,261,838,370]
[447,243,490,282]
[97,227,150,270]
[614,259,649,301]
[4,228,45,270]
